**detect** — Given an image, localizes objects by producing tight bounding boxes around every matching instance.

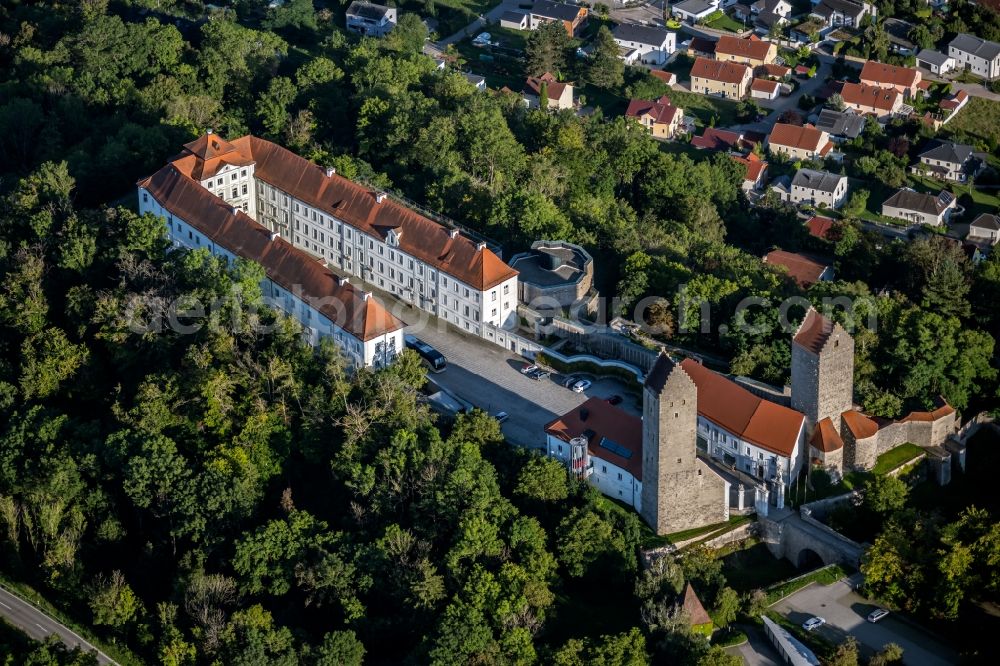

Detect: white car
[802,617,826,631]
[571,379,592,393]
[867,608,889,623]
[521,364,538,375]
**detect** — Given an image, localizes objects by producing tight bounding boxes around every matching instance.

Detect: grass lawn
[944,97,1000,146]
[402,0,499,38]
[722,542,800,593]
[764,563,853,605]
[909,172,1000,219]
[870,442,924,476]
[705,13,747,33]
[453,40,526,91]
[666,88,740,128]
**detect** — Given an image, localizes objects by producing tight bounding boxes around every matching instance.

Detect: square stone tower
[641,354,728,535]
[790,308,855,432]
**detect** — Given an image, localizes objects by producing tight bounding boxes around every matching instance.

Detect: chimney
[363,291,372,301]
[375,192,386,204]
[449,229,459,239]
[230,206,238,216]
[206,128,213,135]
[476,241,486,252]
[269,230,280,241]
[337,276,350,287]
[325,166,336,177]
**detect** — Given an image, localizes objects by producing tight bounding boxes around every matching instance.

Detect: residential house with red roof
[731,153,769,191]
[805,215,836,240]
[839,81,903,120]
[764,250,835,287]
[625,95,685,138]
[139,132,520,364]
[750,78,781,100]
[859,60,922,98]
[766,123,833,160]
[690,57,752,100]
[714,34,778,67]
[523,72,574,110]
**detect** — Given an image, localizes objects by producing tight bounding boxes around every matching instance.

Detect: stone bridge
[758,506,865,569]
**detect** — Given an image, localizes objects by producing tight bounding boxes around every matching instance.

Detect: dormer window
[387,229,401,246]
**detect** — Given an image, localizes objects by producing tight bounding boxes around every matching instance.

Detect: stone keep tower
[790,308,855,431]
[641,354,729,535]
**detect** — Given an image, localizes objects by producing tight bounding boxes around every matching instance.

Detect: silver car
[802,617,825,631]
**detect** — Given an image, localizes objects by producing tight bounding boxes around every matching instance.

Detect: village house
[785,168,849,209]
[757,63,791,80]
[690,57,752,100]
[949,33,1000,80]
[765,250,835,287]
[880,189,956,226]
[859,60,922,98]
[805,215,836,241]
[529,0,589,36]
[522,72,574,110]
[672,0,721,23]
[139,132,519,361]
[968,213,1000,246]
[751,78,781,100]
[916,48,956,76]
[462,72,486,91]
[732,153,769,191]
[939,90,970,116]
[766,123,833,160]
[810,0,874,28]
[839,81,903,120]
[345,1,397,37]
[688,36,717,58]
[714,34,778,67]
[625,95,685,138]
[691,127,762,151]
[815,108,865,142]
[612,23,676,65]
[914,140,987,183]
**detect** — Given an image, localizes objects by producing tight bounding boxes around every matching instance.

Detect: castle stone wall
[847,410,959,471]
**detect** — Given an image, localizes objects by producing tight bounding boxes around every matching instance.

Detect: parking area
[773,578,957,665]
[401,314,638,449]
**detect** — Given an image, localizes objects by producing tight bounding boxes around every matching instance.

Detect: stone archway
[796,547,824,570]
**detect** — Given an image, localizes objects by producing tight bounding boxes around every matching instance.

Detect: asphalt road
[404,313,638,449]
[0,584,117,664]
[773,578,958,665]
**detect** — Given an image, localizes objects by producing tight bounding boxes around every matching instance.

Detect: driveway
[436,0,524,46]
[732,59,833,133]
[773,579,958,665]
[726,624,783,666]
[401,310,639,449]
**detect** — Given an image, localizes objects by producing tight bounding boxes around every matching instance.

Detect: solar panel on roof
[599,437,633,459]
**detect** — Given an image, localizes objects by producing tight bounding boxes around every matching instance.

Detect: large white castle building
[138,132,520,366]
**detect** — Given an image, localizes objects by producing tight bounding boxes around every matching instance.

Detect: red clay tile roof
[860,60,920,89]
[810,417,844,452]
[758,63,790,78]
[544,396,643,478]
[840,81,902,112]
[731,153,767,183]
[689,36,717,55]
[681,583,713,627]
[715,35,774,61]
[139,165,404,341]
[764,250,831,287]
[650,69,676,83]
[691,127,746,151]
[842,410,879,439]
[214,135,518,292]
[806,215,835,240]
[172,134,255,181]
[524,72,570,101]
[768,123,829,153]
[793,308,837,354]
[900,397,955,423]
[691,56,751,85]
[625,95,680,125]
[751,78,780,94]
[680,359,804,457]
[940,90,969,111]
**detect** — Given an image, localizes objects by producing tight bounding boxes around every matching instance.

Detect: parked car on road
[571,379,591,393]
[802,617,826,631]
[521,363,538,375]
[530,369,550,380]
[607,395,623,405]
[563,375,578,388]
[867,608,889,623]
[493,411,509,423]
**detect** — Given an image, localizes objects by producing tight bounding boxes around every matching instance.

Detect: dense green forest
[0,0,999,663]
